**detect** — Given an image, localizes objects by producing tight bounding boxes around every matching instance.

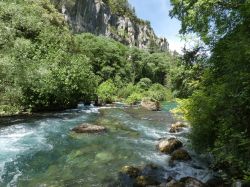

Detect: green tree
[170,0,248,45]
[171,0,250,180]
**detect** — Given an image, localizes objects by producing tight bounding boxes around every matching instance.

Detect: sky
[128,0,184,53]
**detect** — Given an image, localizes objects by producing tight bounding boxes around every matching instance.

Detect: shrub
[125,92,143,105]
[137,78,152,90]
[146,83,170,101]
[97,80,118,104]
[117,83,141,99]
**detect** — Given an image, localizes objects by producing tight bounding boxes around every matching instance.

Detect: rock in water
[170,149,192,162]
[141,99,160,111]
[157,138,183,154]
[135,175,160,186]
[169,127,182,133]
[180,177,205,187]
[166,177,205,187]
[166,179,185,187]
[95,152,113,162]
[71,123,106,133]
[169,122,188,133]
[121,166,141,178]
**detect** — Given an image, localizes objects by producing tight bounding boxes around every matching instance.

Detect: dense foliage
[0,0,98,113]
[171,0,250,181]
[0,0,182,116]
[97,80,117,104]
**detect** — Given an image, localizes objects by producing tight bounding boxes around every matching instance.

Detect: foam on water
[0,121,55,183]
[166,161,214,182]
[0,105,215,186]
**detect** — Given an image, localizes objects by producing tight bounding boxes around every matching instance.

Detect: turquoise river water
[0,103,214,186]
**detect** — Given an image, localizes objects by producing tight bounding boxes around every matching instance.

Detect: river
[0,103,214,186]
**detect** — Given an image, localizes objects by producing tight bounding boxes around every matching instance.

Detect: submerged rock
[95,152,114,162]
[166,179,185,187]
[119,164,165,186]
[169,122,188,133]
[157,138,183,154]
[141,99,160,111]
[121,165,141,178]
[180,177,205,187]
[166,177,205,187]
[170,149,192,162]
[71,123,106,133]
[135,175,160,186]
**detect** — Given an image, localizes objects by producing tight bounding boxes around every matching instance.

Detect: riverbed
[0,103,214,186]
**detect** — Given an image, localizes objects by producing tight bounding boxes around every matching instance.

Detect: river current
[0,103,214,186]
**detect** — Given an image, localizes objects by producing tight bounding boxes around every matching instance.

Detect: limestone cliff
[53,0,169,51]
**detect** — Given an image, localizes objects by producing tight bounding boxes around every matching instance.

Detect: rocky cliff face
[57,0,169,51]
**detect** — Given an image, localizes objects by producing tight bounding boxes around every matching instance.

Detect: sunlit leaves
[170,0,245,45]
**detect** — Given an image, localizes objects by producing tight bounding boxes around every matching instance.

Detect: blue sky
[128,0,184,53]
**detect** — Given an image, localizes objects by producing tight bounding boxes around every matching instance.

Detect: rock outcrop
[54,0,169,51]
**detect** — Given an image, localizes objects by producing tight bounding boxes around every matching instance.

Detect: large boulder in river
[71,123,106,133]
[170,149,192,162]
[169,122,188,133]
[141,98,160,111]
[157,138,183,154]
